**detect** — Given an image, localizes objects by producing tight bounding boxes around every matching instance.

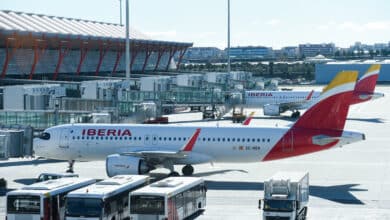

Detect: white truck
[259,171,309,220]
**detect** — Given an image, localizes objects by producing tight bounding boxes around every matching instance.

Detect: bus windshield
[7,195,40,214]
[131,195,164,215]
[65,198,103,217]
[263,199,294,212]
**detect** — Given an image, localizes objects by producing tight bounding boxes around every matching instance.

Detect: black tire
[182,165,194,176]
[170,171,180,176]
[303,207,307,219]
[297,207,307,220]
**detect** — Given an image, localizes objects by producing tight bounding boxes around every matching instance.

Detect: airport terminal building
[0,10,192,80]
[315,61,390,84]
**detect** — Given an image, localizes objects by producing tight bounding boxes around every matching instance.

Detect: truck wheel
[297,207,307,220]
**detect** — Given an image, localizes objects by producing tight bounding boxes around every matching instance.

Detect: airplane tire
[291,111,299,118]
[170,171,180,176]
[182,165,194,176]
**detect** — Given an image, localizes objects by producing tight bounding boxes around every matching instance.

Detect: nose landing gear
[66,160,75,173]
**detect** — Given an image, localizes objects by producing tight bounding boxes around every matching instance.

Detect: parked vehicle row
[6,175,206,220]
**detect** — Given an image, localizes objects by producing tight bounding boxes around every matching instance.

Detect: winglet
[242,111,255,126]
[181,128,201,152]
[306,90,314,100]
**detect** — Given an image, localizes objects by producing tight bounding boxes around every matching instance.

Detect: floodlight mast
[119,0,122,26]
[227,0,231,73]
[125,0,131,79]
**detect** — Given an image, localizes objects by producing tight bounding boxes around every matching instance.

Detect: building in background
[281,46,299,59]
[228,46,274,59]
[0,10,192,80]
[183,47,224,61]
[315,61,390,83]
[299,43,335,57]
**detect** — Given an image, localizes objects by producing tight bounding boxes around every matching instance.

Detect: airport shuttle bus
[65,175,149,220]
[6,178,96,220]
[130,177,206,220]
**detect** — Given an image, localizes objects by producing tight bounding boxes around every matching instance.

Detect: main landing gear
[291,111,301,118]
[165,161,194,176]
[168,164,194,176]
[66,160,75,173]
[182,164,194,176]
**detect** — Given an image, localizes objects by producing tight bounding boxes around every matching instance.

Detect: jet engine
[106,154,152,177]
[263,104,281,116]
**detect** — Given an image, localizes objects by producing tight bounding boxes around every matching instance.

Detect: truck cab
[259,171,309,220]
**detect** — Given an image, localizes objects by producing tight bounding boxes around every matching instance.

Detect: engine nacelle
[106,154,151,177]
[263,104,281,116]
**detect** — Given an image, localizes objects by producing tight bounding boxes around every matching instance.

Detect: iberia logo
[248,92,273,97]
[82,129,132,136]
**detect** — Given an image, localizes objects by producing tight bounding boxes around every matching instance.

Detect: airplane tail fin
[305,90,314,100]
[294,71,358,131]
[263,71,361,161]
[242,111,255,126]
[355,64,381,94]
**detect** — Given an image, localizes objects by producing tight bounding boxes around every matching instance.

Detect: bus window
[65,198,103,218]
[131,195,164,215]
[7,195,40,214]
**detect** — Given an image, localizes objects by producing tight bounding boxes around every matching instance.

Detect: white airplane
[34,71,365,176]
[245,64,384,117]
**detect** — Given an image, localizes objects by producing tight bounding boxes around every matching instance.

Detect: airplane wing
[119,128,201,161]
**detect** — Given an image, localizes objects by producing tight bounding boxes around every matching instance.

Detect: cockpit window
[39,132,50,140]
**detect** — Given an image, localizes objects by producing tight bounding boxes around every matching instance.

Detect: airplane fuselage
[34,123,363,164]
[245,90,383,109]
[244,91,321,107]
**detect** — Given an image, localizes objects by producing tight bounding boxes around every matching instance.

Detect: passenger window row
[72,136,271,143]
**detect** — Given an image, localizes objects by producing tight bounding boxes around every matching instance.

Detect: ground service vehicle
[130,177,206,220]
[232,106,246,123]
[6,178,95,220]
[259,172,309,220]
[65,175,149,220]
[202,109,215,119]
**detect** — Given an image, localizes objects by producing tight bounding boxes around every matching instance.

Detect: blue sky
[2,0,390,49]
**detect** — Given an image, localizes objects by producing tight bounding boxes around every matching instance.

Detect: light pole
[125,0,131,79]
[227,0,231,73]
[119,0,122,26]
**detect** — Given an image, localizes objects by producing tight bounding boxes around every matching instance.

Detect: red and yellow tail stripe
[263,71,358,161]
[360,64,381,81]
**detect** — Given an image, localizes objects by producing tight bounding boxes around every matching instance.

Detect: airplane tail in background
[355,64,381,94]
[263,71,362,161]
[299,71,358,130]
[350,64,384,104]
[242,111,255,126]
